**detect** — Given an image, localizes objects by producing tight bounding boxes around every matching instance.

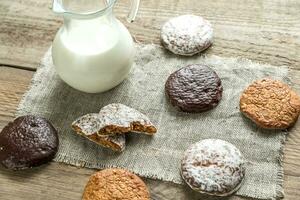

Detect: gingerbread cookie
[72,104,157,137]
[72,104,157,151]
[72,113,125,152]
[98,103,157,135]
[161,14,213,56]
[240,78,300,129]
[165,64,223,112]
[83,168,150,200]
[181,139,245,196]
[0,115,59,170]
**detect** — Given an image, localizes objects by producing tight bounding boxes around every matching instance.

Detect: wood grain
[0,0,300,70]
[0,66,300,200]
[1,0,300,199]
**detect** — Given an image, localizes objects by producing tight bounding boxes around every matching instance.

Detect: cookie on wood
[0,115,59,170]
[161,14,213,56]
[181,139,245,196]
[240,78,300,129]
[83,168,150,200]
[72,113,125,152]
[165,64,223,112]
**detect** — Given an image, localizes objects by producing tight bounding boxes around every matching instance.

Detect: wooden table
[0,0,300,199]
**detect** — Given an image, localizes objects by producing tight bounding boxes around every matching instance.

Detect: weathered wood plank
[1,0,300,199]
[0,66,33,127]
[1,161,299,200]
[0,66,300,199]
[0,0,300,70]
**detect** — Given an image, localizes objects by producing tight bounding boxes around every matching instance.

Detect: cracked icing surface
[72,114,125,152]
[71,104,157,151]
[240,78,300,129]
[161,15,213,56]
[83,168,150,200]
[165,64,223,112]
[98,103,157,135]
[72,113,102,136]
[72,104,156,136]
[181,139,245,196]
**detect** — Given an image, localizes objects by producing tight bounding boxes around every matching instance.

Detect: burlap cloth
[16,44,291,200]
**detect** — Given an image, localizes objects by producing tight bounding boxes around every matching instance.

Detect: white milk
[52,17,134,93]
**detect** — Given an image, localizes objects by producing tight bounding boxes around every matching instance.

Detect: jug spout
[52,0,65,14]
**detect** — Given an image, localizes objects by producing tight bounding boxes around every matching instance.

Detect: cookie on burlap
[72,114,125,152]
[161,14,213,56]
[72,104,157,151]
[0,115,59,170]
[83,168,150,200]
[240,78,300,129]
[165,64,223,112]
[181,139,245,196]
[98,103,157,135]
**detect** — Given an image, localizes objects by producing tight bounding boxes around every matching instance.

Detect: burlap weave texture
[17,44,290,199]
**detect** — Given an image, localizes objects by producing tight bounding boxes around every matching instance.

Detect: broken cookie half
[98,103,157,136]
[72,113,126,152]
[71,104,157,152]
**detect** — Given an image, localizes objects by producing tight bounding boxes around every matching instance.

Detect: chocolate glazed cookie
[165,64,223,112]
[0,115,59,170]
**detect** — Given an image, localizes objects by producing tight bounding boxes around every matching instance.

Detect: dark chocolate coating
[0,115,59,170]
[165,64,223,112]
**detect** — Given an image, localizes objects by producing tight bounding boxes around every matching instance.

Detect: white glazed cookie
[181,139,245,196]
[72,113,102,136]
[161,15,213,56]
[72,104,157,136]
[72,104,157,151]
[98,103,157,135]
[72,113,126,152]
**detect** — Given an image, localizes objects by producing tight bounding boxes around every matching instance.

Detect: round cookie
[181,139,245,196]
[165,64,223,112]
[161,14,213,56]
[240,78,300,129]
[0,115,59,170]
[83,168,150,200]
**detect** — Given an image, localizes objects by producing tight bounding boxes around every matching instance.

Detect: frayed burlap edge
[15,44,290,200]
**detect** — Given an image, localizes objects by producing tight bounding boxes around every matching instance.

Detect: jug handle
[53,0,64,14]
[127,0,140,23]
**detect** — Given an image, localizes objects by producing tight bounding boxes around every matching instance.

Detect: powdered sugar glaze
[181,139,245,196]
[161,15,213,56]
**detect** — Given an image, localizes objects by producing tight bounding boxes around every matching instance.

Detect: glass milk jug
[52,0,139,93]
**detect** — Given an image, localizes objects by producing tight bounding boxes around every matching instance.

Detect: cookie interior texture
[161,14,213,56]
[165,64,223,113]
[98,103,157,135]
[0,115,59,170]
[82,168,150,200]
[240,78,300,129]
[72,104,156,136]
[71,104,157,151]
[72,117,126,152]
[181,139,245,196]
